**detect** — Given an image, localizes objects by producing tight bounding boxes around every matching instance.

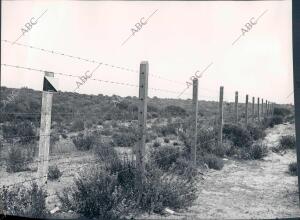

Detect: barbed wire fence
[0,39,276,206]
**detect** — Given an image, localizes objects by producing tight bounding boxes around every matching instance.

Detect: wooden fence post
[219,86,224,147]
[245,94,248,125]
[270,102,272,116]
[136,61,148,196]
[235,91,238,123]
[192,78,198,166]
[252,96,255,119]
[292,28,300,203]
[261,98,264,118]
[257,97,260,121]
[37,72,55,185]
[265,100,268,116]
[252,96,255,121]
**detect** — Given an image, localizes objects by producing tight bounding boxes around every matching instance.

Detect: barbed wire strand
[2,39,186,86]
[1,63,188,95]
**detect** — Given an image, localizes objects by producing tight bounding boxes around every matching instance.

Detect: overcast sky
[1,0,293,104]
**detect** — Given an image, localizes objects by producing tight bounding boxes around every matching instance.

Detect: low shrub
[273,107,291,117]
[249,143,268,159]
[72,133,96,151]
[147,132,158,143]
[247,123,266,140]
[85,121,93,129]
[268,115,284,127]
[223,123,253,148]
[180,128,217,157]
[279,135,295,150]
[201,154,224,170]
[288,162,297,176]
[0,183,48,218]
[50,134,59,146]
[59,162,199,218]
[50,134,60,153]
[61,133,67,139]
[163,105,187,117]
[102,128,113,136]
[48,165,62,180]
[221,140,236,157]
[70,119,84,132]
[154,124,177,137]
[140,166,199,214]
[286,114,295,124]
[171,157,198,180]
[150,145,181,171]
[6,146,31,173]
[152,141,160,148]
[164,138,170,143]
[93,140,119,165]
[112,132,137,147]
[59,167,129,220]
[2,121,36,144]
[241,143,268,160]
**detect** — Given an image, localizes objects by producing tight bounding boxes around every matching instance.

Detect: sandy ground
[139,123,300,219]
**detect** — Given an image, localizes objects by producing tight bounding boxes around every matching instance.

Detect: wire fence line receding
[1,61,276,193]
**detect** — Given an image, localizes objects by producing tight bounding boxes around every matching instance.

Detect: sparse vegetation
[93,140,119,165]
[223,123,252,148]
[70,119,84,132]
[59,161,199,219]
[288,162,297,176]
[279,135,296,150]
[59,167,130,219]
[201,154,224,170]
[153,141,160,148]
[140,165,199,213]
[0,87,294,218]
[150,145,181,171]
[246,123,266,140]
[249,143,268,159]
[272,135,296,153]
[72,133,96,151]
[2,121,36,144]
[268,115,284,127]
[112,132,138,147]
[273,107,291,117]
[164,138,170,143]
[153,124,177,137]
[163,105,187,117]
[48,165,63,180]
[0,183,48,218]
[6,146,32,173]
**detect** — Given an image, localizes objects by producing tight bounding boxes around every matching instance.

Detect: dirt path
[141,123,300,219]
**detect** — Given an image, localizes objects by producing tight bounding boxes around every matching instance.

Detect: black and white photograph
[0,0,298,219]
